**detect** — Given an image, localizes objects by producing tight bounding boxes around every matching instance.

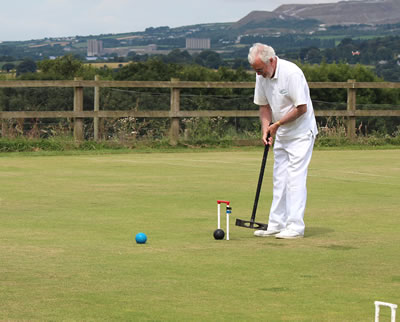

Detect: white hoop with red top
[217,200,231,240]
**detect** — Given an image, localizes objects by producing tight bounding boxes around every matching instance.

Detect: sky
[1,0,342,42]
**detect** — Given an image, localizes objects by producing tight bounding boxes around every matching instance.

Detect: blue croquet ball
[135,232,147,244]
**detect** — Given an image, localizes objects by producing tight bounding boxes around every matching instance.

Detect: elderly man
[248,43,318,239]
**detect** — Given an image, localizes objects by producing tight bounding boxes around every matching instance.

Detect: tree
[2,63,15,72]
[232,58,249,69]
[194,50,223,69]
[16,59,37,76]
[37,55,83,79]
[164,49,193,64]
[376,46,392,61]
[305,47,323,64]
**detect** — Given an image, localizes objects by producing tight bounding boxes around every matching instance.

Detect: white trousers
[268,131,315,235]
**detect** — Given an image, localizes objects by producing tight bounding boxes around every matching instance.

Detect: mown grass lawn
[0,149,399,321]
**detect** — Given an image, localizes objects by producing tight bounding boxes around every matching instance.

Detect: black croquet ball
[213,229,225,240]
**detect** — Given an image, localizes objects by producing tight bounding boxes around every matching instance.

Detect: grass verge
[0,134,399,154]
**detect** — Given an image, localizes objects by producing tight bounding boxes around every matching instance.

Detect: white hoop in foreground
[374,301,397,322]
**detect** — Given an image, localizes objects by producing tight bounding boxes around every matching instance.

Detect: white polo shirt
[254,57,318,139]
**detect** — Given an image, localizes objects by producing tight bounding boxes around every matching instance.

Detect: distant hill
[233,0,400,32]
[232,11,320,33]
[2,0,400,62]
[275,0,400,25]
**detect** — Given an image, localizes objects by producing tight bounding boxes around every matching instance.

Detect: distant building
[147,44,157,51]
[185,38,211,50]
[102,47,131,57]
[87,39,103,56]
[352,51,361,56]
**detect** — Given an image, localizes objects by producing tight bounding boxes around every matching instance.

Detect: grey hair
[248,43,276,65]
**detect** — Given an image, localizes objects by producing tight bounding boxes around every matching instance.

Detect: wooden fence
[0,78,399,144]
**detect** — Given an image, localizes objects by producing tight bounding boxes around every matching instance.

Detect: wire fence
[1,80,399,141]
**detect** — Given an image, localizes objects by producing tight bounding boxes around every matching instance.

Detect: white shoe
[254,229,280,237]
[275,229,304,239]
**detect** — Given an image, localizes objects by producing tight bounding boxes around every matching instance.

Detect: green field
[0,149,399,321]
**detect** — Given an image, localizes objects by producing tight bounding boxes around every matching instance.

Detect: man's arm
[268,104,307,139]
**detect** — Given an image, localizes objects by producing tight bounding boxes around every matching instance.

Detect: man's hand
[269,122,280,137]
[262,127,274,146]
[263,122,281,146]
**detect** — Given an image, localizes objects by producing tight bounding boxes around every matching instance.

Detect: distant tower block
[185,38,211,49]
[87,39,103,56]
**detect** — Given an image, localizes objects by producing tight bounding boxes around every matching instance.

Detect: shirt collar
[271,56,280,80]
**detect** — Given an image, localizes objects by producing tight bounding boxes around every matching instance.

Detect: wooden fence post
[170,78,180,145]
[73,77,84,142]
[94,75,100,141]
[347,79,356,141]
